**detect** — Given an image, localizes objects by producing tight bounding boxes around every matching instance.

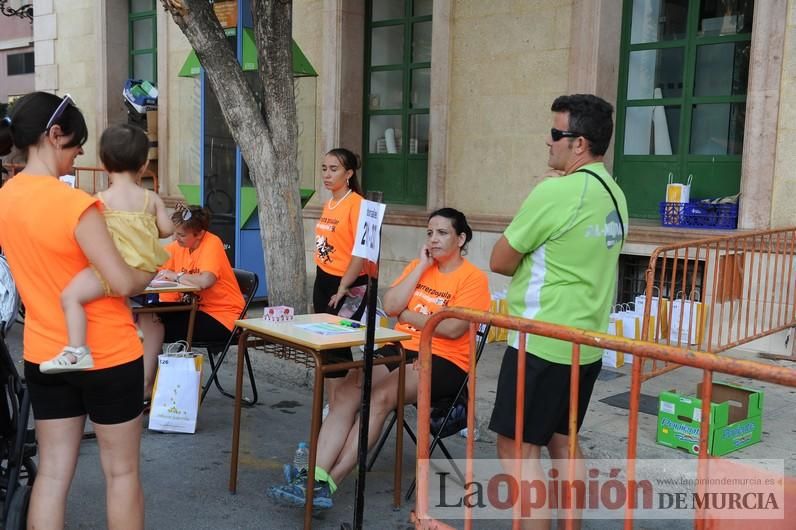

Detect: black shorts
[24,357,144,425]
[489,346,602,446]
[153,307,231,344]
[313,266,368,378]
[377,345,467,403]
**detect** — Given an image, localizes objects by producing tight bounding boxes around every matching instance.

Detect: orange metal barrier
[412,307,796,530]
[639,228,796,380]
[4,163,158,194]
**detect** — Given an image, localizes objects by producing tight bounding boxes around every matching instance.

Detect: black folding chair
[367,323,491,501]
[198,268,260,407]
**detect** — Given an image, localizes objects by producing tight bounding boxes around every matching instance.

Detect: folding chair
[367,323,491,501]
[198,268,260,407]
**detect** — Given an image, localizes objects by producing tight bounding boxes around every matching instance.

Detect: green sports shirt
[504,162,628,365]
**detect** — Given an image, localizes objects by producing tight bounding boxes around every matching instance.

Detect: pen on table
[339,320,364,328]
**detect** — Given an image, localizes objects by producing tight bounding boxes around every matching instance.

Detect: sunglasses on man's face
[550,128,585,142]
[45,94,75,131]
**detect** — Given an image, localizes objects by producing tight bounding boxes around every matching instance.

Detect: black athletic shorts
[152,307,231,344]
[25,357,144,425]
[489,346,602,446]
[313,266,368,378]
[377,345,467,403]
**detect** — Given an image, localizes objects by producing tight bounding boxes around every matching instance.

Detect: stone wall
[164,19,199,195]
[445,0,573,217]
[770,1,796,228]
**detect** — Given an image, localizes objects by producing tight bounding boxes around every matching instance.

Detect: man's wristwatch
[176,272,185,283]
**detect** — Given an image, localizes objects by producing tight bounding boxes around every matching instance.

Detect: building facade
[0,5,34,105]
[25,0,796,299]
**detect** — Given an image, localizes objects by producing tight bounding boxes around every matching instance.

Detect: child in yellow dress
[40,124,174,373]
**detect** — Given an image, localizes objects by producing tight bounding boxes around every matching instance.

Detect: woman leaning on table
[137,205,244,400]
[313,148,369,395]
[0,92,151,529]
[268,208,491,509]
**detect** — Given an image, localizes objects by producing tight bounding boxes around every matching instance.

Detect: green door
[362,0,433,206]
[614,0,753,219]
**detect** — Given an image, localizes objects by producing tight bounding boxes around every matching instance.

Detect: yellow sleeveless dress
[99,191,170,273]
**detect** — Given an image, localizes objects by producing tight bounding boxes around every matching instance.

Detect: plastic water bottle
[459,426,481,441]
[293,442,309,474]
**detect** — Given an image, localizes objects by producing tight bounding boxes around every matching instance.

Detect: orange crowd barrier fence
[639,228,796,381]
[412,307,796,530]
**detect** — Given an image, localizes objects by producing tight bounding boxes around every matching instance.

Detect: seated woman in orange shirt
[137,205,244,398]
[268,208,491,510]
[0,92,152,529]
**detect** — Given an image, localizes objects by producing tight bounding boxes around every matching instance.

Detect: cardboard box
[656,382,763,456]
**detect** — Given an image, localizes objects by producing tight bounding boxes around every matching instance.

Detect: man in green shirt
[488,94,627,527]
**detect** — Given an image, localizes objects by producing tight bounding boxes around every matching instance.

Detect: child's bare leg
[61,268,106,348]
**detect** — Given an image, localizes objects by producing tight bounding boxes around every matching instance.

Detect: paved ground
[3,317,795,529]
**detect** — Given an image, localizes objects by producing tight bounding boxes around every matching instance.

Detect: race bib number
[352,200,386,263]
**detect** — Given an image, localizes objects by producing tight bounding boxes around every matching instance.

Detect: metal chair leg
[201,345,258,407]
[216,348,258,406]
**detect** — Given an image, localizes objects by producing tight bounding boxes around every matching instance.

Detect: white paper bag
[148,352,203,434]
[603,305,641,367]
[666,173,692,203]
[603,315,624,368]
[634,290,669,341]
[618,307,638,364]
[669,293,706,346]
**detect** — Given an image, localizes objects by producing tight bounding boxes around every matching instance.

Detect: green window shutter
[362,0,431,206]
[613,0,753,220]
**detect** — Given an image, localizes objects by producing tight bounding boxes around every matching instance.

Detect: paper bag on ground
[603,306,642,367]
[148,352,203,434]
[634,291,669,341]
[603,314,625,368]
[669,294,707,346]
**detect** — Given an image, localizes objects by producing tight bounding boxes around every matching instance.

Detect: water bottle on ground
[459,426,480,441]
[293,442,309,474]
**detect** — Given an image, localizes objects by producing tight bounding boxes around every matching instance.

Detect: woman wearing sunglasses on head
[0,92,151,529]
[137,204,244,400]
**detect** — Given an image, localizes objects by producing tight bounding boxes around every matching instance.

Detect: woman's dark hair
[428,207,473,253]
[0,91,88,157]
[99,124,149,173]
[326,147,362,195]
[171,205,211,233]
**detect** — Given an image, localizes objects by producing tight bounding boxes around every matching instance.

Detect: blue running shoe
[266,481,334,510]
[267,483,306,507]
[312,481,334,510]
[283,463,306,485]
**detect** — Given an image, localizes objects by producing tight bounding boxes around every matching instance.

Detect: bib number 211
[352,200,386,263]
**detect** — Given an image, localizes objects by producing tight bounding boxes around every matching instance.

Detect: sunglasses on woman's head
[45,94,75,131]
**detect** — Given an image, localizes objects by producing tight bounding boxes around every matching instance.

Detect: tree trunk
[161,0,308,311]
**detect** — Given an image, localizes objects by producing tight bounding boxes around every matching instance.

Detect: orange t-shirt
[314,192,364,277]
[0,173,142,369]
[159,232,244,330]
[391,258,490,372]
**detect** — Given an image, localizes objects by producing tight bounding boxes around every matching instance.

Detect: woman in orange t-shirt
[138,205,244,397]
[313,148,368,387]
[268,208,490,508]
[0,92,151,528]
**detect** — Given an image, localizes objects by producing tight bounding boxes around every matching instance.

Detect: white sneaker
[40,346,94,374]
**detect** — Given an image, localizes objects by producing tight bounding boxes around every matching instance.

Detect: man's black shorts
[489,346,601,446]
[25,357,144,425]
